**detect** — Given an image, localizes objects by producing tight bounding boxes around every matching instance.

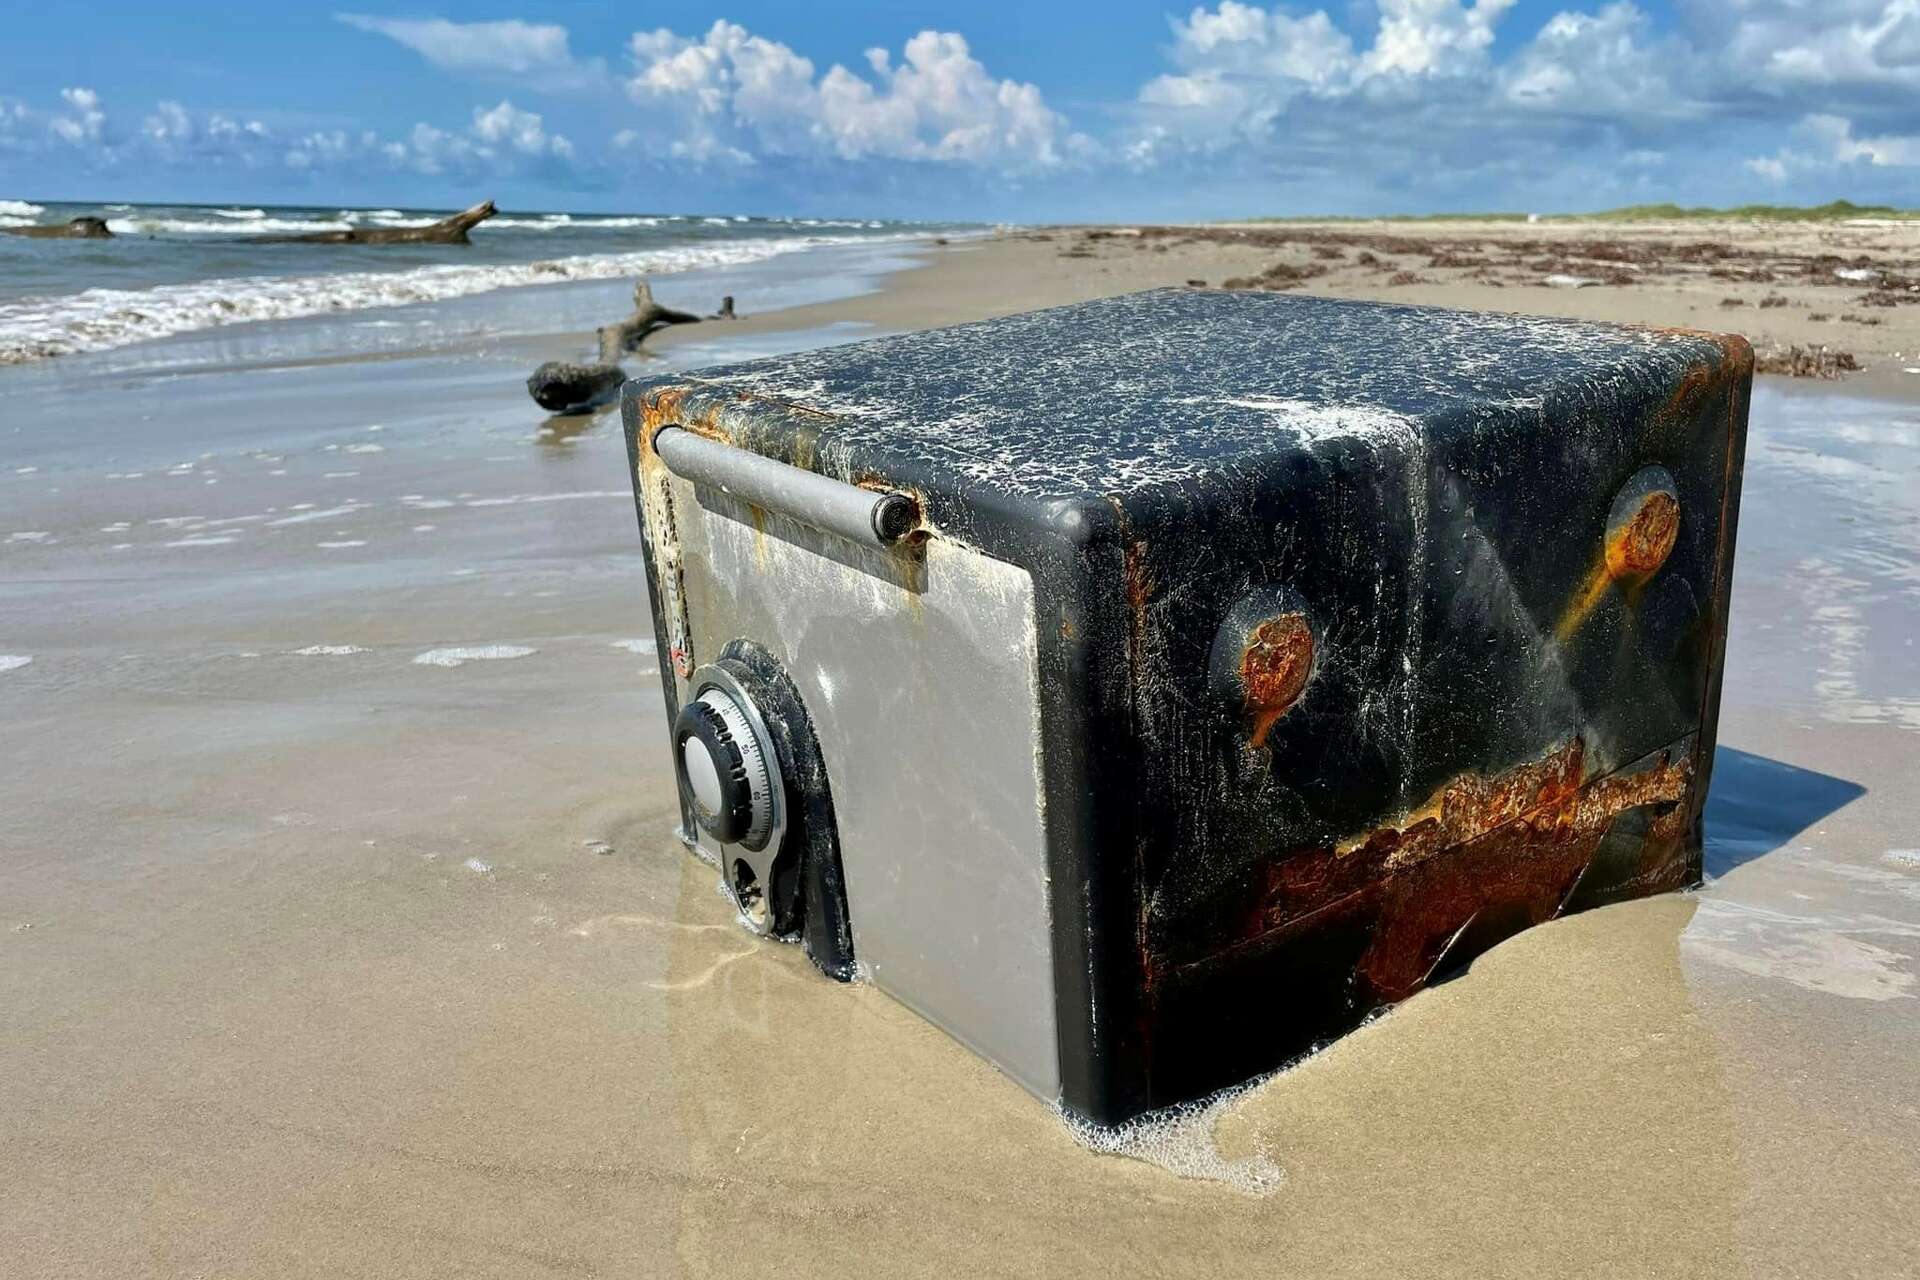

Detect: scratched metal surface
[652,289,1724,504]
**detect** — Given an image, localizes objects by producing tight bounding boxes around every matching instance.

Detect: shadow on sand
[1703,745,1867,877]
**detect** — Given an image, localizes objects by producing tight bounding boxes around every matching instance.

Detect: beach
[2,222,1917,1277]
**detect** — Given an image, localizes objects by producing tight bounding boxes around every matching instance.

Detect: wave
[488,213,665,230]
[106,216,355,235]
[0,199,45,218]
[0,231,931,363]
[103,210,674,234]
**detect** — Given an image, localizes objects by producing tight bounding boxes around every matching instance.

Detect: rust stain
[1659,360,1719,424]
[1240,613,1314,747]
[1557,486,1682,642]
[746,502,769,572]
[1159,738,1696,1002]
[1608,489,1680,578]
[1339,739,1586,868]
[639,385,733,450]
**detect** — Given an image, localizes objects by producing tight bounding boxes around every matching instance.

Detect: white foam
[107,215,355,235]
[0,232,924,363]
[611,639,657,654]
[1062,1076,1283,1196]
[344,443,385,454]
[0,655,31,673]
[1886,849,1920,868]
[269,503,364,526]
[7,531,51,543]
[463,857,493,874]
[166,534,237,547]
[0,200,44,217]
[315,540,366,549]
[412,644,537,667]
[290,644,366,656]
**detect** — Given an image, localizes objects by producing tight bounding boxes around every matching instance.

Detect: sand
[2,228,1916,1277]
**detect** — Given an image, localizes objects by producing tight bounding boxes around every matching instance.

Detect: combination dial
[673,684,778,851]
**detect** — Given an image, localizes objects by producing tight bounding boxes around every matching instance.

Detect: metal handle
[653,425,919,548]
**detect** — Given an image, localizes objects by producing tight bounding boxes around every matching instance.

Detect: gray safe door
[662,472,1061,1102]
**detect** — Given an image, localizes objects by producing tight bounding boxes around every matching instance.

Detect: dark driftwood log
[526,360,627,413]
[597,280,702,358]
[2,216,112,239]
[524,281,735,413]
[265,199,497,245]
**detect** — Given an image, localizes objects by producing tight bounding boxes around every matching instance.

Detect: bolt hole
[731,858,768,930]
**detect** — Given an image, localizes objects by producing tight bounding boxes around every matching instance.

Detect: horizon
[7,195,1915,227]
[6,2,1920,221]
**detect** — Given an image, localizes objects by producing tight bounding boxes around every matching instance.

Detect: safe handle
[652,425,920,548]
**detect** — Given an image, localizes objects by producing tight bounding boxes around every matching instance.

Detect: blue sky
[3,2,1919,219]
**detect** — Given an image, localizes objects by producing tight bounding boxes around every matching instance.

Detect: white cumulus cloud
[624,21,1079,170]
[50,87,104,144]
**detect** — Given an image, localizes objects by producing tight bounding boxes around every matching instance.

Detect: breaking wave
[0,231,926,363]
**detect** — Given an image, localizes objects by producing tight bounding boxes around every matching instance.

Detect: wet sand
[2,231,1917,1277]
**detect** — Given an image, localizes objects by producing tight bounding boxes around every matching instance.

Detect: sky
[3,1,1919,220]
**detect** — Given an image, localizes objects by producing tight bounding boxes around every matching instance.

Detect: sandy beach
[3,226,1917,1277]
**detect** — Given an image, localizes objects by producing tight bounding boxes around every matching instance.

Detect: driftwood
[527,360,627,414]
[2,216,111,240]
[597,281,703,359]
[526,280,741,414]
[266,199,497,245]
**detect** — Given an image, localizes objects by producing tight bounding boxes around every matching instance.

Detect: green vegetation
[1579,200,1915,222]
[1244,200,1918,224]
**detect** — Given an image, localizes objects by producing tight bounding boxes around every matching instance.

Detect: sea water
[0,199,973,364]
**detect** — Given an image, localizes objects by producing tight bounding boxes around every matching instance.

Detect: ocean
[0,198,970,364]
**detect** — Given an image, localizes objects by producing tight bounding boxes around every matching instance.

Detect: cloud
[470,101,572,157]
[1683,0,1920,91]
[1,84,578,185]
[285,99,573,175]
[17,7,1920,214]
[1747,111,1920,182]
[50,87,104,144]
[335,14,585,77]
[1500,3,1681,118]
[1365,0,1514,77]
[1122,0,1920,208]
[623,21,1081,171]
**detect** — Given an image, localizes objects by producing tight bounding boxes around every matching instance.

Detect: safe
[621,289,1752,1126]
